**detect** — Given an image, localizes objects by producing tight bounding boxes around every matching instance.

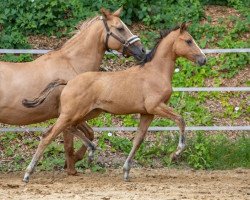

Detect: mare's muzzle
[101,17,146,62]
[123,41,146,62]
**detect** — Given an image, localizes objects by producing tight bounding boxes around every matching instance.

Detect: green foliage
[0,29,30,49]
[185,133,213,169]
[185,133,250,169]
[98,133,132,154]
[0,54,33,62]
[0,0,96,36]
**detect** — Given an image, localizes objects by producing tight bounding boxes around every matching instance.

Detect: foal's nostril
[203,57,207,65]
[198,56,207,66]
[141,47,146,54]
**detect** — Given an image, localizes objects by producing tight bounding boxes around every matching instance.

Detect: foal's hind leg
[72,125,96,163]
[123,114,154,181]
[150,103,186,161]
[63,123,94,175]
[74,123,95,162]
[64,110,101,175]
[23,116,71,183]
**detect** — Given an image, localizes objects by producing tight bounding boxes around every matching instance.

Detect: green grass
[1,131,249,172]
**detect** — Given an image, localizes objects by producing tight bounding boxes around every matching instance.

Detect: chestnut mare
[0,8,145,175]
[22,23,206,182]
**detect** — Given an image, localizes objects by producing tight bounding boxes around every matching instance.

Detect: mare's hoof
[67,169,78,176]
[64,161,67,169]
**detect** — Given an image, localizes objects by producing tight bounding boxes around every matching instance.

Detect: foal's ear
[180,22,188,34]
[100,8,112,19]
[113,7,123,17]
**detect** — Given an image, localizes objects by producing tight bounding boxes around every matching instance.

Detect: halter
[100,16,140,56]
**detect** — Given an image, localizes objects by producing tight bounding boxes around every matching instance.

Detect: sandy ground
[0,168,249,200]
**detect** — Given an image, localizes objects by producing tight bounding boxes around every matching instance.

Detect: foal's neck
[60,19,106,73]
[147,32,177,80]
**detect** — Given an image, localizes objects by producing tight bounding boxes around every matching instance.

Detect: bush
[0,28,30,49]
[0,0,96,36]
[0,0,204,36]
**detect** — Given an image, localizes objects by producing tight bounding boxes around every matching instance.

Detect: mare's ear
[113,7,123,17]
[100,8,112,19]
[180,22,188,34]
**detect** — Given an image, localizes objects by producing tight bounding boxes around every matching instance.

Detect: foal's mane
[62,16,100,48]
[140,26,180,66]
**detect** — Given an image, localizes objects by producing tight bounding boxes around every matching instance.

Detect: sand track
[0,168,249,200]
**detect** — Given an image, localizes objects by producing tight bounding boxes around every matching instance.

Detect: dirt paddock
[0,168,249,200]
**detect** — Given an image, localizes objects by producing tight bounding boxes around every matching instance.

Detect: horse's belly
[0,91,60,125]
[0,105,59,125]
[0,112,58,125]
[99,101,147,115]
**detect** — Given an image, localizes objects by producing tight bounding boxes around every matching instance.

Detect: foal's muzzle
[196,55,207,66]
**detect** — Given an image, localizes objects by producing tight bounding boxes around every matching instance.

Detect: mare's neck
[60,19,106,73]
[146,32,177,80]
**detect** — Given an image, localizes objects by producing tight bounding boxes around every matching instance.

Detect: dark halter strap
[100,16,140,55]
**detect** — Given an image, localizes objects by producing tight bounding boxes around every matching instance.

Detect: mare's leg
[23,116,71,183]
[63,128,78,175]
[150,103,186,161]
[123,114,154,181]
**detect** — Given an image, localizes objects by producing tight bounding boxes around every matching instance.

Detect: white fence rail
[0,48,250,54]
[0,48,249,133]
[173,87,250,92]
[1,126,250,133]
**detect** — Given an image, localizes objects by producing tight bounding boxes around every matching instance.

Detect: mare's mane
[62,16,100,48]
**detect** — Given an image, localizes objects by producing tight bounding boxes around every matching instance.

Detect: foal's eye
[186,39,192,45]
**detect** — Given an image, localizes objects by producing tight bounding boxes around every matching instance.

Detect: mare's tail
[22,79,68,108]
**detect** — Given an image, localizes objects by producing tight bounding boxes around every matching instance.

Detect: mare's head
[172,23,206,66]
[100,8,146,61]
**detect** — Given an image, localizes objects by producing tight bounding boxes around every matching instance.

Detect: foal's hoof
[88,156,94,163]
[170,153,179,162]
[123,169,130,182]
[23,174,30,183]
[88,147,96,163]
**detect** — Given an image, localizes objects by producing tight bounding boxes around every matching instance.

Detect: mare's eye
[186,39,192,45]
[117,27,124,31]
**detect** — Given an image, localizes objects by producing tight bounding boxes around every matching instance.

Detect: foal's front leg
[150,103,186,161]
[123,114,154,181]
[23,117,70,183]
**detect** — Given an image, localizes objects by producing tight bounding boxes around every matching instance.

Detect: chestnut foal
[22,23,206,182]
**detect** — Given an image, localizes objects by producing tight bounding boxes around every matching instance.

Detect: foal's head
[100,8,146,61]
[172,23,206,66]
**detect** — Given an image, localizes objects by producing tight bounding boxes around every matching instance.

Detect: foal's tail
[22,79,68,108]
